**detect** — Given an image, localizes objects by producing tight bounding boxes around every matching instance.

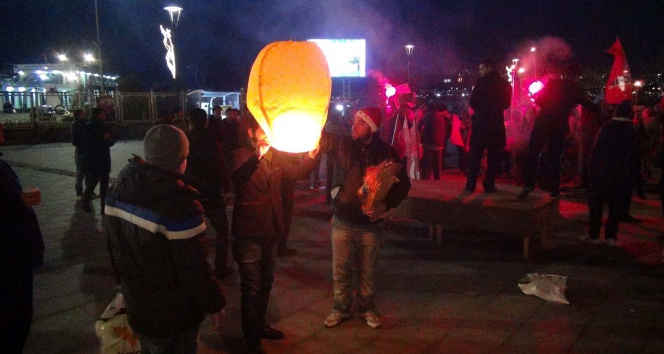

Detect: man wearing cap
[320,107,410,329]
[104,124,226,353]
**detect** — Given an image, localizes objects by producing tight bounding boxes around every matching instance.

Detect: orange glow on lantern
[247,41,332,152]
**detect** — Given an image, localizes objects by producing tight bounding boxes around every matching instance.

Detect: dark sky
[1,0,662,91]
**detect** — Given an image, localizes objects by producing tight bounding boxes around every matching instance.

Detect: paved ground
[2,140,663,354]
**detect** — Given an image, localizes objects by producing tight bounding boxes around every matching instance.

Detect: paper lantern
[247,41,331,153]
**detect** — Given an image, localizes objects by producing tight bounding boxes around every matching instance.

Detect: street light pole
[94,0,104,94]
[405,44,414,86]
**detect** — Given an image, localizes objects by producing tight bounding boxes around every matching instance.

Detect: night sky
[1,0,662,91]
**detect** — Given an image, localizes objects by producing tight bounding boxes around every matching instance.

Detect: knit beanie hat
[143,124,189,171]
[355,107,382,133]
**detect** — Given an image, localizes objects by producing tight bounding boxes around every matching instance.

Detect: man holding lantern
[230,115,319,353]
[320,107,411,329]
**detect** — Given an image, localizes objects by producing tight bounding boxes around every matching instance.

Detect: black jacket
[534,78,599,134]
[104,161,225,338]
[469,70,512,148]
[589,117,637,190]
[322,134,411,225]
[231,146,317,239]
[82,117,115,173]
[185,129,231,199]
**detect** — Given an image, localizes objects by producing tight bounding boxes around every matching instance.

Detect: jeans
[331,215,381,315]
[83,170,109,209]
[74,148,85,196]
[233,236,278,347]
[139,328,198,354]
[199,197,229,273]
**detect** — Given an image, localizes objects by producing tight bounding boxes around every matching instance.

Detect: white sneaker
[579,235,601,245]
[359,311,382,329]
[324,310,350,328]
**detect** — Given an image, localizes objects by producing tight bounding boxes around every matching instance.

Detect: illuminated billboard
[308,39,366,78]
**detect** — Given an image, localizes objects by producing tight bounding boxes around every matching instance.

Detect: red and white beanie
[355,107,382,133]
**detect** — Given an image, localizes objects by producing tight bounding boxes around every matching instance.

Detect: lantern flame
[528,81,544,95]
[270,111,325,152]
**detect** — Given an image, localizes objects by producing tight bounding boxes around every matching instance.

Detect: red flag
[605,38,633,104]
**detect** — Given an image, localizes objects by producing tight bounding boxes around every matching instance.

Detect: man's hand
[308,143,321,159]
[365,202,387,222]
[255,140,270,159]
[210,309,225,332]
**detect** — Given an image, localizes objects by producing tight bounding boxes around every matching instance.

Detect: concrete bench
[393,178,559,259]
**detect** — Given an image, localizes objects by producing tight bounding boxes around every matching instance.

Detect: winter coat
[230,146,317,239]
[469,70,511,148]
[104,161,225,338]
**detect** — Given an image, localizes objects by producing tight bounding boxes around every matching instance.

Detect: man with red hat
[319,107,411,329]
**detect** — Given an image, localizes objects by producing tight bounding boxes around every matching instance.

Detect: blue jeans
[139,328,198,354]
[331,215,382,315]
[233,236,278,347]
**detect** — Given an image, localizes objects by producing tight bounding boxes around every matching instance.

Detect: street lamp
[634,80,642,107]
[57,54,68,62]
[405,44,414,86]
[94,0,105,94]
[530,46,537,78]
[84,53,95,62]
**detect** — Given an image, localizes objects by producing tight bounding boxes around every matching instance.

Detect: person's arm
[230,149,259,187]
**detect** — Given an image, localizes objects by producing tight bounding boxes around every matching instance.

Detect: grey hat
[143,124,189,171]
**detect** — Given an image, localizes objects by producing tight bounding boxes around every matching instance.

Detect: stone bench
[393,178,559,259]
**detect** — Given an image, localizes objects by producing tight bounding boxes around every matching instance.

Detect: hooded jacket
[104,160,225,338]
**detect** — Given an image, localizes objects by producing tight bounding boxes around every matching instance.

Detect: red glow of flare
[528,81,544,95]
[385,84,396,98]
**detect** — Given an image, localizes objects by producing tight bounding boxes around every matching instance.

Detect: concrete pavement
[1,140,663,354]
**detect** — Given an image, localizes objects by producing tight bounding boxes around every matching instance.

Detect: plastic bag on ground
[518,273,570,304]
[95,293,141,354]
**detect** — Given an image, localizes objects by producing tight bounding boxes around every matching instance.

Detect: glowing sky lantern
[247,41,332,152]
[385,83,396,98]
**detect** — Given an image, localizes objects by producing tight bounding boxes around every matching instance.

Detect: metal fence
[1,91,186,126]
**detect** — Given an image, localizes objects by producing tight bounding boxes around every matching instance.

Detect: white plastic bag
[95,293,141,354]
[518,273,569,304]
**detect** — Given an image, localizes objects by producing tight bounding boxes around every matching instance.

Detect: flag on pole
[605,38,633,104]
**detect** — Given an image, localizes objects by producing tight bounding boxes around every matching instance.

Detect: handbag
[95,293,141,354]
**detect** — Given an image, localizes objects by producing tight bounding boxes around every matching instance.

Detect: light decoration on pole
[247,40,332,153]
[161,6,182,80]
[160,25,176,79]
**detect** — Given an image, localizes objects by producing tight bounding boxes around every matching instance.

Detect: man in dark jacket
[105,125,226,353]
[465,59,512,193]
[230,115,318,353]
[321,107,410,329]
[583,101,637,246]
[0,154,44,354]
[185,108,234,279]
[81,107,115,213]
[519,64,600,198]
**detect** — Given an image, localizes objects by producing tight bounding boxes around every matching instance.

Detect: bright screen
[308,39,366,78]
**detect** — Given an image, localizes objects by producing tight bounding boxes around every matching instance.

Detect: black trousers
[83,170,109,208]
[588,182,631,240]
[466,141,501,190]
[0,267,34,354]
[523,127,566,195]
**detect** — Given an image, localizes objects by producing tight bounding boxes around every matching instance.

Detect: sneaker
[606,239,617,247]
[324,310,350,328]
[359,311,382,329]
[518,187,534,199]
[76,195,82,201]
[579,235,601,245]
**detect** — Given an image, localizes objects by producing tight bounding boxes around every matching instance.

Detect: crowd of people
[3,60,663,353]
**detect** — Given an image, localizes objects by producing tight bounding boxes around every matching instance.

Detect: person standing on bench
[464,59,512,193]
